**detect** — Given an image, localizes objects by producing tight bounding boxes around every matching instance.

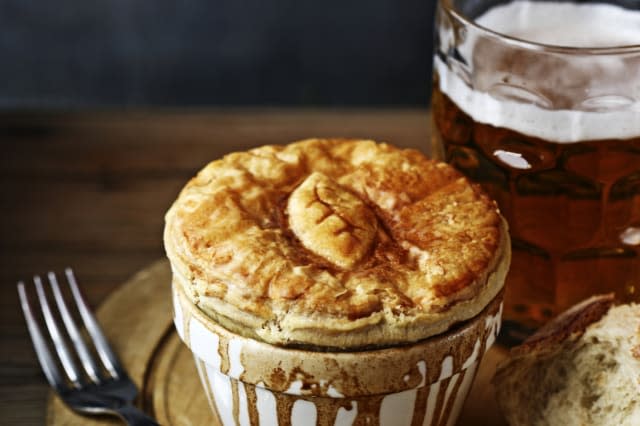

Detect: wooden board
[46,260,507,425]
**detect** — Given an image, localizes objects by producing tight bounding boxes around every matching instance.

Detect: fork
[18,268,159,425]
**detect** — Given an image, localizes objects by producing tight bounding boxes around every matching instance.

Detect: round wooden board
[46,260,507,426]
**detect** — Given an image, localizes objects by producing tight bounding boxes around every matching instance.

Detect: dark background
[0,1,437,108]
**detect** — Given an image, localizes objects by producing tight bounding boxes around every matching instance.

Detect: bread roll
[494,294,640,426]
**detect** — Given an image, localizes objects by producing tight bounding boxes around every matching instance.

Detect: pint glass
[432,0,640,329]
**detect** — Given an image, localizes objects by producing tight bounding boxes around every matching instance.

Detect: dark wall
[0,1,437,108]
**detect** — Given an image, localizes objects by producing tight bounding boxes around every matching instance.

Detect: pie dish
[172,277,504,425]
[164,138,510,425]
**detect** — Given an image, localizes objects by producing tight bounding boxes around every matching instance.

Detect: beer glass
[432,0,640,331]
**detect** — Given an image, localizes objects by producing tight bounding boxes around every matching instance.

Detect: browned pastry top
[164,138,510,348]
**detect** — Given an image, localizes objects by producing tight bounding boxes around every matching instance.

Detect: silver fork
[18,268,158,426]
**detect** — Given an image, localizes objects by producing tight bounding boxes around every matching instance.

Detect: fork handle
[115,405,159,426]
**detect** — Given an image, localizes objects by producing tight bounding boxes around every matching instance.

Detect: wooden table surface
[0,108,433,425]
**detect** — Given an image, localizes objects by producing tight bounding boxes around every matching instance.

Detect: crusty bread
[493,295,640,426]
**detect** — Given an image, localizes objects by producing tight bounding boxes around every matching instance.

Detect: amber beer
[432,0,640,329]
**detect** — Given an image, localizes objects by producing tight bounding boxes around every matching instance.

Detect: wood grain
[0,109,431,425]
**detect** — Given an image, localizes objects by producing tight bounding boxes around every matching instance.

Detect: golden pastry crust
[164,139,510,349]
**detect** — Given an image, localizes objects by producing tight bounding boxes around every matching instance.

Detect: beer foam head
[435,1,640,143]
[478,2,640,48]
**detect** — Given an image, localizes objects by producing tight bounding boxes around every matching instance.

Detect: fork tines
[17,269,123,391]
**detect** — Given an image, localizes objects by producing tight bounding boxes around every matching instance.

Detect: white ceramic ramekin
[173,283,502,426]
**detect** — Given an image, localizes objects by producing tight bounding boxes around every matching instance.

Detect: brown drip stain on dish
[231,379,240,425]
[446,317,488,376]
[434,375,453,425]
[293,366,324,396]
[444,372,465,424]
[268,366,288,390]
[315,398,354,426]
[403,361,426,389]
[244,384,260,425]
[352,394,384,425]
[323,358,363,395]
[411,386,430,426]
[274,391,295,424]
[238,382,375,426]
[218,335,230,375]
